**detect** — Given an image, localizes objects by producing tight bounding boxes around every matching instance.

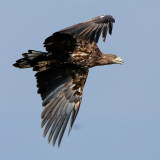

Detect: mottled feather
[13,15,119,147]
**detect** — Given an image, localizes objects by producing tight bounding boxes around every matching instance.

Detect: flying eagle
[13,15,123,147]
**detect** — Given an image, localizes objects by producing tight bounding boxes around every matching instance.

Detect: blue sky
[1,0,160,160]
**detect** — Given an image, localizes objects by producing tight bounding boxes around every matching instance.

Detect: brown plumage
[13,15,123,147]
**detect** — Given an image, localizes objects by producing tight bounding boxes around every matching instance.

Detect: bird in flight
[13,15,123,147]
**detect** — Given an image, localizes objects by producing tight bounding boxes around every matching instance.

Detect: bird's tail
[13,50,47,71]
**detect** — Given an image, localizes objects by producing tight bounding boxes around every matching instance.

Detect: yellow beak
[114,57,124,64]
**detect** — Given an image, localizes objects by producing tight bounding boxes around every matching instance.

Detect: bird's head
[96,54,123,66]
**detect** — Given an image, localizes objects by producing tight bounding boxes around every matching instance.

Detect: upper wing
[35,68,88,147]
[59,15,115,43]
[44,15,115,52]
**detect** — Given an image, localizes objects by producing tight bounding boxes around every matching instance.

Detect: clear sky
[1,0,160,160]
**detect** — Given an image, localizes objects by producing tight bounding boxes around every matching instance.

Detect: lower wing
[35,68,88,147]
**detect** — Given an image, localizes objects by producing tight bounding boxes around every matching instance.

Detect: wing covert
[43,32,79,54]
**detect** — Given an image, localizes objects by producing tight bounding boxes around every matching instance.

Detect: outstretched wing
[44,15,115,52]
[60,15,115,43]
[35,68,88,147]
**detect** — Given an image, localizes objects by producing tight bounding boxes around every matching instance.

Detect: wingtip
[107,15,115,23]
[13,63,18,67]
[68,127,72,136]
[99,15,115,22]
[43,131,47,138]
[52,140,56,147]
[58,142,61,148]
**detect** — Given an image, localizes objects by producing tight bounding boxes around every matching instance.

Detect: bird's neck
[95,54,114,66]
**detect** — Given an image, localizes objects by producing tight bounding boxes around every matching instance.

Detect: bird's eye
[114,55,117,58]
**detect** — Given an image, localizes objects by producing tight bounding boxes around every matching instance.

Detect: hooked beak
[114,57,124,65]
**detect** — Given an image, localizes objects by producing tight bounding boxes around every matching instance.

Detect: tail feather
[13,58,32,68]
[13,50,47,70]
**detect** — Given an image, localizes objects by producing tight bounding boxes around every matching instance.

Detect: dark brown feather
[59,15,115,43]
[36,69,88,146]
[13,15,117,147]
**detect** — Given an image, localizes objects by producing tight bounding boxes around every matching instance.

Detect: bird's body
[13,15,123,147]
